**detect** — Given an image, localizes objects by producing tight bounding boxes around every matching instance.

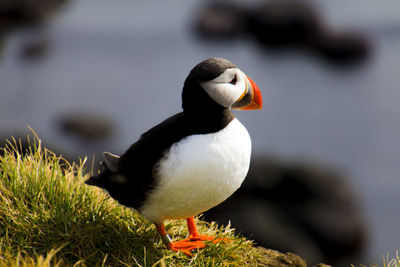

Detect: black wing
[114,112,189,209]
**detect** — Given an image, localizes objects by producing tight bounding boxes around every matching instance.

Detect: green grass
[381,251,400,267]
[0,136,265,266]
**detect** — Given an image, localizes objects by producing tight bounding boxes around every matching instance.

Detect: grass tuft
[375,251,400,267]
[0,136,265,266]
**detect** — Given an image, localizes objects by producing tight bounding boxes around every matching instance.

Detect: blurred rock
[56,111,114,142]
[194,1,248,39]
[0,0,69,56]
[19,31,50,60]
[247,0,323,47]
[193,0,372,67]
[314,30,372,66]
[0,0,69,27]
[203,156,367,266]
[256,246,307,267]
[313,264,332,267]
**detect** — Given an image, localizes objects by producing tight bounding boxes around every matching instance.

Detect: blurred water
[1,0,400,264]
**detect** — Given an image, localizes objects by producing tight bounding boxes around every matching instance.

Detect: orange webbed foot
[169,235,227,256]
[168,239,206,256]
[156,217,229,257]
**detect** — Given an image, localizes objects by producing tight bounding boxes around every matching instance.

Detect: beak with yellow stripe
[232,75,262,110]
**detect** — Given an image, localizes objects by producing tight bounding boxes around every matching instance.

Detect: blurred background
[0,0,399,266]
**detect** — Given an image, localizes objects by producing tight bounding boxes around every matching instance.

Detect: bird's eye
[229,75,237,85]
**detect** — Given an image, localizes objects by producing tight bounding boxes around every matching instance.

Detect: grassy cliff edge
[0,137,320,266]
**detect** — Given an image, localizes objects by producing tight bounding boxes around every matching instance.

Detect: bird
[85,57,262,256]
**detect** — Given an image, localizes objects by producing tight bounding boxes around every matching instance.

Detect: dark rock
[192,0,372,68]
[56,111,114,142]
[0,0,70,57]
[203,156,367,266]
[0,0,69,26]
[246,0,323,47]
[194,1,248,39]
[314,30,372,66]
[313,264,333,267]
[19,31,50,60]
[256,246,307,267]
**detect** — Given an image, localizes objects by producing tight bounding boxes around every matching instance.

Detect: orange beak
[232,75,262,110]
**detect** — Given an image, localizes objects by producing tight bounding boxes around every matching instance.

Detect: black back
[86,58,236,210]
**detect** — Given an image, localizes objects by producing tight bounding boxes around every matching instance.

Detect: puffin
[85,57,262,256]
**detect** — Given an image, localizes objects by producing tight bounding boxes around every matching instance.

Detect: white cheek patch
[201,69,246,108]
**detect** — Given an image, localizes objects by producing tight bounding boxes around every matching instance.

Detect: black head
[187,57,237,82]
[182,58,262,114]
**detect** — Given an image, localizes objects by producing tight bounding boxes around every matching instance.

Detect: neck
[183,108,235,134]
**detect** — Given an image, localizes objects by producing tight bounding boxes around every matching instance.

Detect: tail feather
[85,169,111,187]
[85,152,125,188]
[85,178,97,186]
[103,152,119,173]
[85,174,101,186]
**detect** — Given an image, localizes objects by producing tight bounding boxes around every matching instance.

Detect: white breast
[139,118,251,224]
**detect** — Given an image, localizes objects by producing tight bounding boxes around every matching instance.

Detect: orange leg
[185,217,216,241]
[155,217,221,256]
